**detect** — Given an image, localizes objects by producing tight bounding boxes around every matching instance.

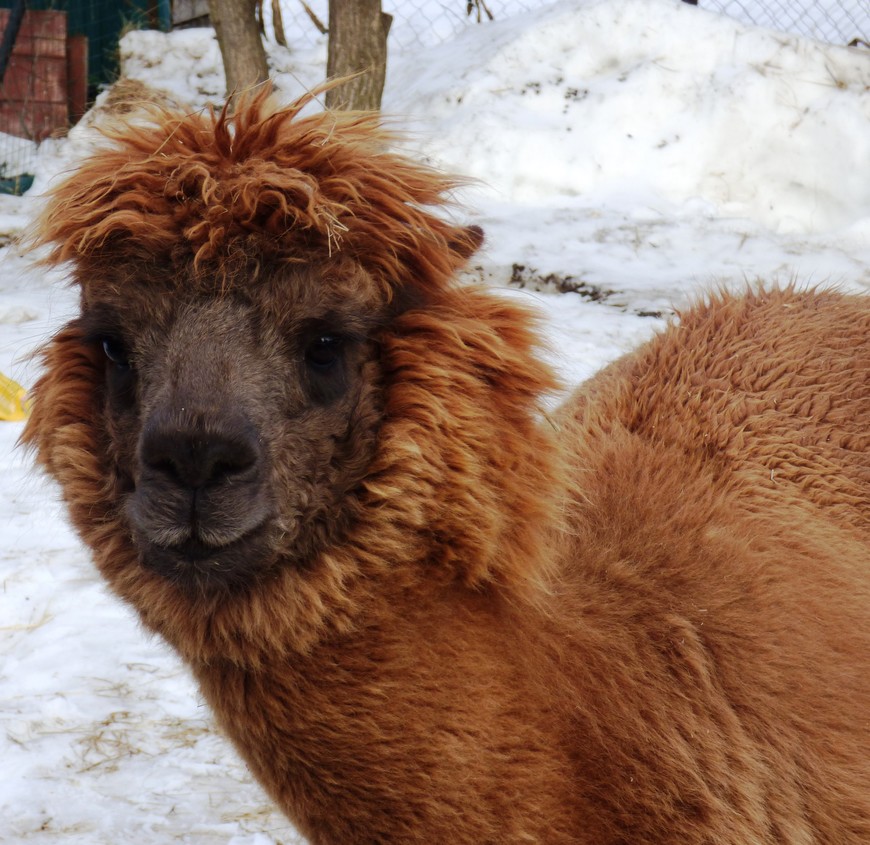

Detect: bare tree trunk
[326,0,392,111]
[208,0,269,104]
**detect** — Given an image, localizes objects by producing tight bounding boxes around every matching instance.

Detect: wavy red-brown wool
[23,88,870,844]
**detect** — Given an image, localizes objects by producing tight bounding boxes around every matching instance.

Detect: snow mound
[386,0,870,235]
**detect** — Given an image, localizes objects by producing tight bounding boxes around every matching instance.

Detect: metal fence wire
[272,0,869,52]
[0,0,867,192]
[708,0,868,46]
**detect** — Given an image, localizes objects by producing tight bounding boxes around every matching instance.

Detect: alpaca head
[23,89,555,660]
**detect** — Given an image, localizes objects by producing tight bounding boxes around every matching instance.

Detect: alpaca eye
[305,334,342,371]
[101,337,131,370]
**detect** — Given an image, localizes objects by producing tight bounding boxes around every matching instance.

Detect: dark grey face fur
[81,262,389,594]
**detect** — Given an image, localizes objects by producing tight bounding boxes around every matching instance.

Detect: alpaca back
[549,287,869,843]
[593,288,867,526]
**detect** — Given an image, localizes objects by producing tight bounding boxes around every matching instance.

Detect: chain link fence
[708,0,867,46]
[272,1,868,52]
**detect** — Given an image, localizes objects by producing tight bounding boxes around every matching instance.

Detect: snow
[1,1,868,842]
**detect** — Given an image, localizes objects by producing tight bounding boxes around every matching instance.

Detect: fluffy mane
[33,86,480,297]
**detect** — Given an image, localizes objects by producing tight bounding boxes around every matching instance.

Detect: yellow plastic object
[0,371,30,421]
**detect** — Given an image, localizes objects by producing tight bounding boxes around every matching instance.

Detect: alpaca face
[75,257,389,594]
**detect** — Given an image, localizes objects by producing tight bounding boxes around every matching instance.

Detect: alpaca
[23,90,870,844]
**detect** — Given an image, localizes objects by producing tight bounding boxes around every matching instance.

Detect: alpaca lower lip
[138,525,276,590]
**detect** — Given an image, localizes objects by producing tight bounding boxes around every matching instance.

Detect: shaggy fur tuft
[33,87,481,297]
[22,87,870,844]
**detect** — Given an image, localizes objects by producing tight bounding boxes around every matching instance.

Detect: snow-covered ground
[1,0,868,842]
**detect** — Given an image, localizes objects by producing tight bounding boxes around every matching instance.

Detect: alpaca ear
[388,224,485,316]
[449,224,484,262]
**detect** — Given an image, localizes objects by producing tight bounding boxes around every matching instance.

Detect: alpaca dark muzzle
[128,406,276,590]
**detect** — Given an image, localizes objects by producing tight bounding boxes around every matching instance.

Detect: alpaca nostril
[140,416,261,490]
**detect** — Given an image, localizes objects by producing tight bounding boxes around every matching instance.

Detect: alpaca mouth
[137,523,277,592]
